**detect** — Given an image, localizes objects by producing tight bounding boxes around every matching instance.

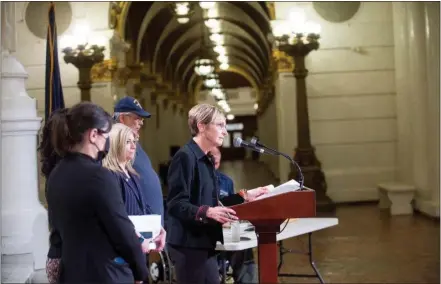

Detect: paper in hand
[128,215,161,249]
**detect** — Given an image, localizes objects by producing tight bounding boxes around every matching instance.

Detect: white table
[215,218,339,284]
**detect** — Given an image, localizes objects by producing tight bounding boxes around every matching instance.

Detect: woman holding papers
[103,123,165,253]
[166,104,269,284]
[44,102,149,283]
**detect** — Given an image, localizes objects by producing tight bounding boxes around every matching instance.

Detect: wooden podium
[230,189,316,284]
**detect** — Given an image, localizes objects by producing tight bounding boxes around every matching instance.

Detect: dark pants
[219,249,257,283]
[168,245,220,284]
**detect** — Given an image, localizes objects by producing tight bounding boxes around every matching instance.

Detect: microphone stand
[250,137,305,190]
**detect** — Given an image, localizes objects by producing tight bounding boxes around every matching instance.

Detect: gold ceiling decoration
[192,65,259,98]
[109,2,130,37]
[114,66,132,86]
[266,2,276,20]
[91,59,116,83]
[272,49,294,73]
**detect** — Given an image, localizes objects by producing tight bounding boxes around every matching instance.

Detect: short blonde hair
[102,123,138,176]
[188,103,225,137]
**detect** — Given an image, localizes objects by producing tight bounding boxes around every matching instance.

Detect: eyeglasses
[211,122,226,129]
[124,113,144,123]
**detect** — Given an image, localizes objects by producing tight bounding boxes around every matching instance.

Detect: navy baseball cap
[114,96,151,118]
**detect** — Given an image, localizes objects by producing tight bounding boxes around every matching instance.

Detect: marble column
[392,2,413,184]
[423,2,440,212]
[159,96,171,164]
[125,64,143,98]
[274,73,297,183]
[406,2,430,198]
[393,2,439,217]
[140,87,159,171]
[1,2,49,281]
[110,30,130,100]
[0,3,3,276]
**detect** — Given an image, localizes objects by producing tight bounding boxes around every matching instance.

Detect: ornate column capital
[140,72,159,89]
[91,59,116,83]
[272,49,294,73]
[113,63,143,88]
[127,63,143,81]
[113,66,131,86]
[110,30,130,60]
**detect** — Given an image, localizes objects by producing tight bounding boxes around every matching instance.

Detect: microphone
[233,137,264,153]
[250,137,305,190]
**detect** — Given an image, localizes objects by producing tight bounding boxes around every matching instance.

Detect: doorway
[220,115,257,161]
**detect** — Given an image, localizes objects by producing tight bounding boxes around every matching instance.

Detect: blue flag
[44,2,65,122]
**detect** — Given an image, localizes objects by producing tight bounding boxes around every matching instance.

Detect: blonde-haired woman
[166,103,269,284]
[103,123,165,254]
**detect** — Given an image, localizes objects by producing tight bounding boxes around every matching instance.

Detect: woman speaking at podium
[166,104,268,284]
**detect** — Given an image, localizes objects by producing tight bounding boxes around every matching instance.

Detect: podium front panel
[230,190,316,222]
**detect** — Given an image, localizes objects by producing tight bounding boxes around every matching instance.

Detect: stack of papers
[255,179,301,201]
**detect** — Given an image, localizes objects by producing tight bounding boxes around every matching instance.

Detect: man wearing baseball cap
[113,96,166,249]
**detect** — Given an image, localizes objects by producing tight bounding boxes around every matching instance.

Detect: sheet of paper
[255,179,300,200]
[128,214,161,241]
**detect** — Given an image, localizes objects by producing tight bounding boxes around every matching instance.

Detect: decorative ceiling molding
[109,1,130,37]
[191,65,259,100]
[184,58,261,91]
[111,1,274,97]
[173,43,263,82]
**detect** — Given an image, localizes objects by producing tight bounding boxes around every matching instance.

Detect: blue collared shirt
[216,171,234,198]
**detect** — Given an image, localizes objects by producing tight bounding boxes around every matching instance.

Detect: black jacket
[46,152,149,283]
[166,139,243,250]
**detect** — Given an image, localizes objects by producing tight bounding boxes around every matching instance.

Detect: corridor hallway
[220,160,440,283]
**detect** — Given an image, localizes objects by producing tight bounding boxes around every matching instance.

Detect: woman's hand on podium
[206,206,237,224]
[245,186,270,202]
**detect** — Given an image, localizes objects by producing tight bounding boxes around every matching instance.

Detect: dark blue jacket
[111,170,153,216]
[166,139,244,249]
[216,171,234,197]
[132,144,164,225]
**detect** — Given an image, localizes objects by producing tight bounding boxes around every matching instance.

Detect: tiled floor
[219,160,440,283]
[276,204,439,283]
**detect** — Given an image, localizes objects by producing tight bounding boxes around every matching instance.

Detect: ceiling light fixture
[220,62,229,70]
[199,1,216,9]
[194,58,215,76]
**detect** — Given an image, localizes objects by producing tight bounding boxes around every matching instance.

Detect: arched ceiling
[121,1,273,99]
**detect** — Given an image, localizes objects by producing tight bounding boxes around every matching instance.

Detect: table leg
[277,233,325,284]
[277,241,284,273]
[307,233,325,284]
